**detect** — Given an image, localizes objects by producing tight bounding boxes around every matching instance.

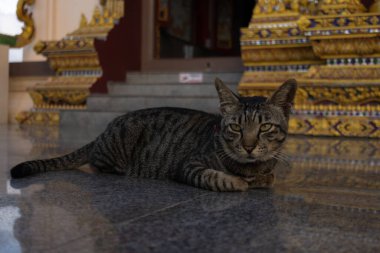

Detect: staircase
[60,72,242,132]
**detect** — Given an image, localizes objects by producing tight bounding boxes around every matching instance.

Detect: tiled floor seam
[48,192,213,251]
[114,192,213,227]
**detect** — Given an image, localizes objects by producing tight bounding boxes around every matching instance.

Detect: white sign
[179,73,204,83]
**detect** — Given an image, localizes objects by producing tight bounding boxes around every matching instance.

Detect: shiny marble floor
[0,124,379,253]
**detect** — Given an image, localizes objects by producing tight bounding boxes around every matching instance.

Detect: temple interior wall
[0,45,9,124]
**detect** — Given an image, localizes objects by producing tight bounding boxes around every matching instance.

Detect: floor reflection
[11,178,119,253]
[278,137,380,212]
[0,206,21,253]
[285,136,380,163]
[0,125,379,252]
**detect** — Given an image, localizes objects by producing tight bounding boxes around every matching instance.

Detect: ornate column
[239,0,380,138]
[16,0,124,125]
[239,0,323,97]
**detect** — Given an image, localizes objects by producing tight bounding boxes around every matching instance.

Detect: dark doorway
[155,0,256,59]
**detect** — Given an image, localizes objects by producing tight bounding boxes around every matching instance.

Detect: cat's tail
[10,141,94,179]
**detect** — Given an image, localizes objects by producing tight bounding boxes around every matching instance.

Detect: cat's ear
[267,79,297,118]
[215,78,241,115]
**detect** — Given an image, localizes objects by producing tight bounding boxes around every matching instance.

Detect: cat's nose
[243,145,254,154]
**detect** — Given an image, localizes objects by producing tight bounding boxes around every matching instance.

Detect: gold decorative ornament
[14,0,36,47]
[311,38,380,58]
[239,2,380,138]
[16,111,60,126]
[369,0,380,13]
[317,0,366,15]
[240,84,380,107]
[0,0,36,47]
[289,116,380,138]
[48,53,100,72]
[17,0,124,126]
[304,65,380,80]
[241,47,320,64]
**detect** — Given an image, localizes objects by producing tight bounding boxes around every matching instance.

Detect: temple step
[125,72,242,84]
[86,95,220,113]
[60,71,242,128]
[108,83,238,96]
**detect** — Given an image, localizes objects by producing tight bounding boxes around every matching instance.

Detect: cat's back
[121,107,219,127]
[132,107,216,118]
[102,107,220,178]
[106,107,220,147]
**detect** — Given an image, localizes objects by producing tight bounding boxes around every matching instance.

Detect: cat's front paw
[244,173,275,188]
[231,177,249,192]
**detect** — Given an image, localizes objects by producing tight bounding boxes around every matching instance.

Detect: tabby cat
[11,78,297,192]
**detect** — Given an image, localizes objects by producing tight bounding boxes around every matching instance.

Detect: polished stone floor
[0,124,379,253]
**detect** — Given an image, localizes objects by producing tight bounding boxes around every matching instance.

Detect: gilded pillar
[239,0,380,138]
[17,0,124,125]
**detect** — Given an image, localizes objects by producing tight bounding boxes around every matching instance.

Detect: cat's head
[215,78,297,163]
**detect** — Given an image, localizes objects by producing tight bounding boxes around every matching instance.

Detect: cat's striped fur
[10,78,297,192]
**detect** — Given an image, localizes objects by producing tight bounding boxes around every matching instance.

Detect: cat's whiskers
[273,151,290,166]
[275,151,289,159]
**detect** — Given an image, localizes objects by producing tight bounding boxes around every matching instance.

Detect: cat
[10,78,297,192]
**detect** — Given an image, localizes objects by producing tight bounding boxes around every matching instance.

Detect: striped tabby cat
[11,78,297,192]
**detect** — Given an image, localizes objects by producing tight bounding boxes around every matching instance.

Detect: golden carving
[370,0,380,13]
[302,13,380,33]
[68,0,124,38]
[34,39,95,54]
[19,1,124,126]
[28,76,97,109]
[242,47,319,63]
[239,84,380,107]
[30,89,90,108]
[251,1,318,16]
[28,90,44,106]
[16,111,60,126]
[239,71,306,85]
[312,38,380,58]
[318,0,366,15]
[253,0,307,16]
[33,41,45,54]
[241,27,303,41]
[48,54,100,72]
[305,65,380,80]
[254,0,288,15]
[289,116,380,138]
[239,1,380,138]
[13,0,36,47]
[299,85,380,105]
[80,14,88,28]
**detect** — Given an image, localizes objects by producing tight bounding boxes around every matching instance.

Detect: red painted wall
[90,0,142,93]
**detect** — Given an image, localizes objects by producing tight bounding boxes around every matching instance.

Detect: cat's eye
[260,123,272,132]
[229,124,241,132]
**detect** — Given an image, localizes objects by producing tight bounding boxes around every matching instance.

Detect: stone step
[126,71,242,84]
[86,95,220,113]
[108,83,238,96]
[60,71,240,128]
